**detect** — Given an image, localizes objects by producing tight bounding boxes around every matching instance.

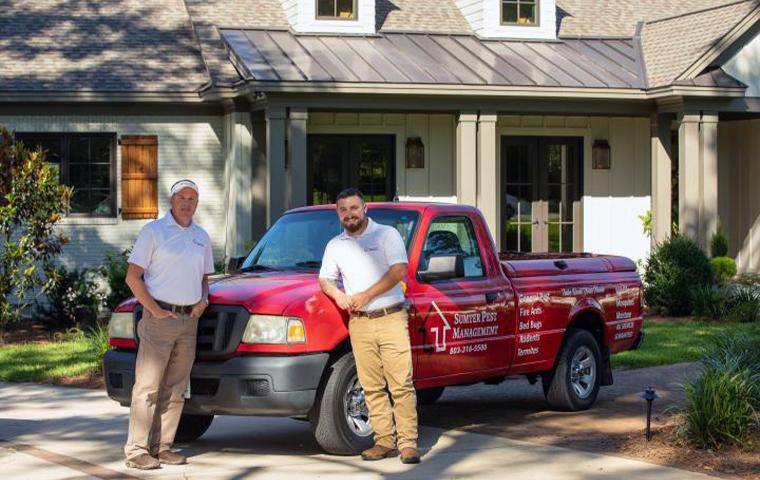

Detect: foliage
[83,323,110,369]
[710,225,729,258]
[97,248,132,310]
[711,256,737,285]
[643,235,714,315]
[639,210,653,238]
[35,265,103,329]
[681,335,759,448]
[692,283,760,323]
[0,128,72,333]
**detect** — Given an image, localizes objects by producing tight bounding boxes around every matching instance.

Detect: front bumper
[103,350,329,416]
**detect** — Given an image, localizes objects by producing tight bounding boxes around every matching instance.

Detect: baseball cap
[170,179,199,197]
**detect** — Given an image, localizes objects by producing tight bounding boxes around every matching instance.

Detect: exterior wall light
[592,139,611,169]
[406,137,425,169]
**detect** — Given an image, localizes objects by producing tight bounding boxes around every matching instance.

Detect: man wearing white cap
[123,179,214,470]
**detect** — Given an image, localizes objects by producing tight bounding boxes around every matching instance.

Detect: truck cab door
[406,213,514,387]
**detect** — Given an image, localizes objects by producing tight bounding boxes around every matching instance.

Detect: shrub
[97,249,132,310]
[734,273,760,288]
[710,226,729,258]
[724,284,760,323]
[0,128,72,334]
[36,265,103,329]
[84,323,110,369]
[711,256,737,285]
[681,335,760,448]
[691,285,728,320]
[643,235,714,315]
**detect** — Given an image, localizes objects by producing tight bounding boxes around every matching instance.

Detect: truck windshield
[240,208,420,271]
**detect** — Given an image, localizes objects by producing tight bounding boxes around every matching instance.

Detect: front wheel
[542,329,602,411]
[309,352,374,455]
[174,413,214,443]
[416,386,445,405]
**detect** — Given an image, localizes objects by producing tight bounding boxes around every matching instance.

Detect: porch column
[266,106,287,226]
[251,111,268,241]
[223,110,253,259]
[477,112,499,246]
[700,112,719,249]
[456,112,478,207]
[650,113,673,245]
[678,112,701,241]
[288,108,309,209]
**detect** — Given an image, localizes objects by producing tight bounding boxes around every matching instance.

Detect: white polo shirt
[128,211,214,306]
[319,218,408,311]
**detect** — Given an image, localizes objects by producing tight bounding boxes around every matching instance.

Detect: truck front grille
[195,305,249,359]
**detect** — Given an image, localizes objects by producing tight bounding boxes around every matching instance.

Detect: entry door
[501,136,583,253]
[307,135,395,205]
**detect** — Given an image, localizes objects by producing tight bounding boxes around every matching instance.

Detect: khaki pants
[349,310,418,451]
[124,309,198,460]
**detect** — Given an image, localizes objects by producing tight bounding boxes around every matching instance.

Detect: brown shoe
[361,444,397,461]
[400,447,420,464]
[125,453,160,470]
[157,450,187,465]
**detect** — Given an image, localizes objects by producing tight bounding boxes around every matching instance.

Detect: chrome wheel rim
[570,346,596,399]
[344,375,372,437]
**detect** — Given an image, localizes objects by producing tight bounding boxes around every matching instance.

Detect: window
[316,0,356,20]
[501,0,538,25]
[16,133,116,217]
[419,216,484,279]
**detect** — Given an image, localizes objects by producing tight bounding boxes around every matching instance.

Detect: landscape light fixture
[640,386,658,441]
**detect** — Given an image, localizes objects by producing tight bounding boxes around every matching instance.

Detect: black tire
[174,414,214,443]
[542,329,602,411]
[309,352,374,455]
[416,386,445,405]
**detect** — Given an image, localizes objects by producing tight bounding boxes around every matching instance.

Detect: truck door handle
[485,293,499,304]
[554,260,568,270]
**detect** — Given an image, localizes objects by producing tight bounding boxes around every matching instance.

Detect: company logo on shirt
[191,237,205,247]
[364,246,379,252]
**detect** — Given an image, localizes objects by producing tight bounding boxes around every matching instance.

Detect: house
[1,0,759,272]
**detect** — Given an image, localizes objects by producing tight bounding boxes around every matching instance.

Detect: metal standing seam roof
[220,30,647,89]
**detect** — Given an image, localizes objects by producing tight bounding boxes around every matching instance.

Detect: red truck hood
[207,271,322,315]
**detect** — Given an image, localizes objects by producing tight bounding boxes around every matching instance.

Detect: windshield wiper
[238,264,277,272]
[295,261,322,268]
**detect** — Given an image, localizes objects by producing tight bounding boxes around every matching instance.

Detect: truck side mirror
[418,255,465,282]
[226,256,245,274]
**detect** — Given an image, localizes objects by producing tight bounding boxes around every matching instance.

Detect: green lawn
[612,320,760,369]
[0,339,102,382]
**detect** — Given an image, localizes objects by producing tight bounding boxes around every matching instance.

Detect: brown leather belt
[351,303,406,319]
[155,300,194,315]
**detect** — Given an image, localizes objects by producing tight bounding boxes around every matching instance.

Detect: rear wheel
[543,329,601,411]
[416,386,445,405]
[309,352,374,455]
[174,414,214,443]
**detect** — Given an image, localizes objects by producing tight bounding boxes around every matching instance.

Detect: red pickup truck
[104,202,643,454]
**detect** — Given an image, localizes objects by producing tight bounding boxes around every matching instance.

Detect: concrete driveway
[0,381,712,480]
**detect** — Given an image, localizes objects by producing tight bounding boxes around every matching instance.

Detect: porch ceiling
[219,29,647,91]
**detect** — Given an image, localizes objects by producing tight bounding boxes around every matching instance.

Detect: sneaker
[400,447,420,464]
[157,450,187,465]
[361,444,397,461]
[125,453,160,470]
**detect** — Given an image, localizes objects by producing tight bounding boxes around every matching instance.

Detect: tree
[0,127,72,336]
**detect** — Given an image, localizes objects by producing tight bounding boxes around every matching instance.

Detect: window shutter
[120,135,158,220]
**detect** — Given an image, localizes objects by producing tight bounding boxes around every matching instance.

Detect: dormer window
[501,0,538,25]
[316,0,357,20]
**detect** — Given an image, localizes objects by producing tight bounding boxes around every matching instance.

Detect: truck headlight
[108,312,135,339]
[242,315,306,344]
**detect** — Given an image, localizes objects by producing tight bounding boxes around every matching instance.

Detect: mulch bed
[613,418,759,480]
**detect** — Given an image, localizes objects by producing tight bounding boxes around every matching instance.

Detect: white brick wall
[0,114,227,270]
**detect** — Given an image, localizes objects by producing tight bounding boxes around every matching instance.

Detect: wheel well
[567,311,605,349]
